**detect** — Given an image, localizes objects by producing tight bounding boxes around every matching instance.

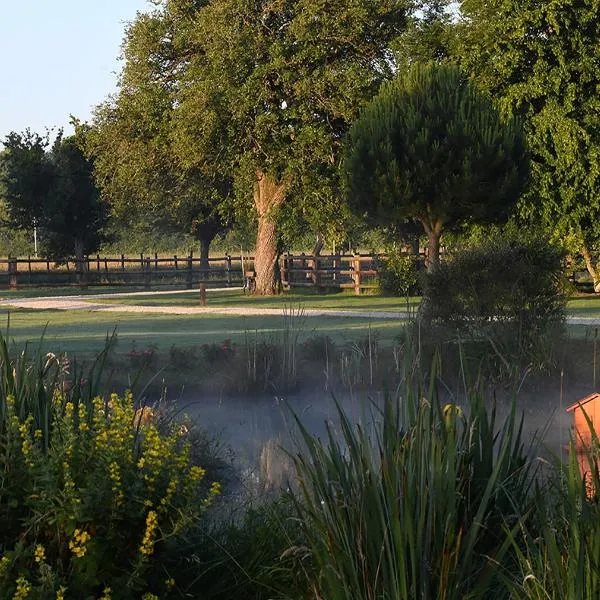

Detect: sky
[0,0,151,143]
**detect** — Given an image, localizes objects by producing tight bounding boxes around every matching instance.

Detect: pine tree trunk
[253,171,286,295]
[422,220,443,271]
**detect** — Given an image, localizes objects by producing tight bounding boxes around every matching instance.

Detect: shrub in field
[377,247,421,299]
[289,381,537,600]
[420,236,567,373]
[0,392,220,599]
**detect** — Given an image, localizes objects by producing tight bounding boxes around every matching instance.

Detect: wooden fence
[0,252,387,295]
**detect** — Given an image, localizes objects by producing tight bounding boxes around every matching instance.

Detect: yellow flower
[34,544,45,563]
[56,586,67,600]
[13,576,31,600]
[0,555,10,575]
[165,577,176,590]
[139,510,159,557]
[98,586,112,600]
[69,528,92,558]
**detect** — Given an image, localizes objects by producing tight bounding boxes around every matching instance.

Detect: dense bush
[420,236,568,372]
[377,246,421,298]
[0,333,220,600]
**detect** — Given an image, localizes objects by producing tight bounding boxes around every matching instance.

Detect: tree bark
[195,218,223,273]
[253,171,286,295]
[74,239,87,287]
[199,238,211,272]
[581,240,600,292]
[422,219,443,271]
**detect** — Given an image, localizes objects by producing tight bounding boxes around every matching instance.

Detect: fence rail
[0,252,396,295]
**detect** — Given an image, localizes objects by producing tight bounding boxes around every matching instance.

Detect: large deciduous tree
[456,0,600,287]
[87,2,231,271]
[344,64,528,268]
[163,0,409,294]
[0,130,108,269]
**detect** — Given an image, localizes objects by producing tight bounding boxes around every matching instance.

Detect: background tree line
[1,0,598,293]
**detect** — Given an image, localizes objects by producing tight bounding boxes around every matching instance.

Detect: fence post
[226,254,232,286]
[8,257,17,289]
[353,254,361,296]
[186,255,193,289]
[144,257,151,288]
[121,254,125,271]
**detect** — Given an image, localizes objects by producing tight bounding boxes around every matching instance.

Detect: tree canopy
[0,129,108,263]
[344,63,529,268]
[102,0,410,294]
[86,4,231,268]
[456,0,600,285]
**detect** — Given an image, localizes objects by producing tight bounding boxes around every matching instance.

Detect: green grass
[0,285,149,299]
[87,288,422,312]
[566,295,600,317]
[0,307,405,357]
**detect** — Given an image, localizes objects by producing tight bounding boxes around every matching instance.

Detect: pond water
[172,378,593,487]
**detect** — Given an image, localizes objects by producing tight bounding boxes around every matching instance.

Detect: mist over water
[175,376,595,474]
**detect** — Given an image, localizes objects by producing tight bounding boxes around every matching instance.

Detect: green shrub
[377,247,421,298]
[420,236,567,373]
[0,329,220,599]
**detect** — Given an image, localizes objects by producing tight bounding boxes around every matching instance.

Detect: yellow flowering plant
[0,390,220,600]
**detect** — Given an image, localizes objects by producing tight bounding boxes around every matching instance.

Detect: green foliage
[507,432,600,599]
[290,378,536,600]
[164,496,308,600]
[344,63,528,267]
[457,0,600,282]
[420,236,567,373]
[378,247,421,297]
[0,333,220,599]
[0,129,109,260]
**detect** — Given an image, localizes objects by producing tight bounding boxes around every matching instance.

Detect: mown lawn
[0,306,405,357]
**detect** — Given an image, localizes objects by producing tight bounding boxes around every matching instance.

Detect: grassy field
[0,306,405,357]
[2,287,600,359]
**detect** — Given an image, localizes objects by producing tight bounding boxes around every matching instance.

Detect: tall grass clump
[508,428,600,599]
[289,370,538,599]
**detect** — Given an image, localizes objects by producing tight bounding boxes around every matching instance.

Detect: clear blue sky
[0,0,150,143]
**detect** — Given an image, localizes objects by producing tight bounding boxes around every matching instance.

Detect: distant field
[1,288,600,359]
[0,305,405,358]
[90,289,421,312]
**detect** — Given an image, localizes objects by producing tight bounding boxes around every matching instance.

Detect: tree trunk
[422,220,443,271]
[253,171,287,295]
[581,240,600,292]
[74,239,87,287]
[195,219,223,273]
[199,238,210,272]
[312,233,325,256]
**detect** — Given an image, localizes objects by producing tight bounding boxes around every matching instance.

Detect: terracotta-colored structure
[566,393,600,488]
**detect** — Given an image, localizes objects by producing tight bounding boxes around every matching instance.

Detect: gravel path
[0,289,599,325]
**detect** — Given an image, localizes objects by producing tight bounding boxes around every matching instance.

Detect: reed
[288,359,538,600]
